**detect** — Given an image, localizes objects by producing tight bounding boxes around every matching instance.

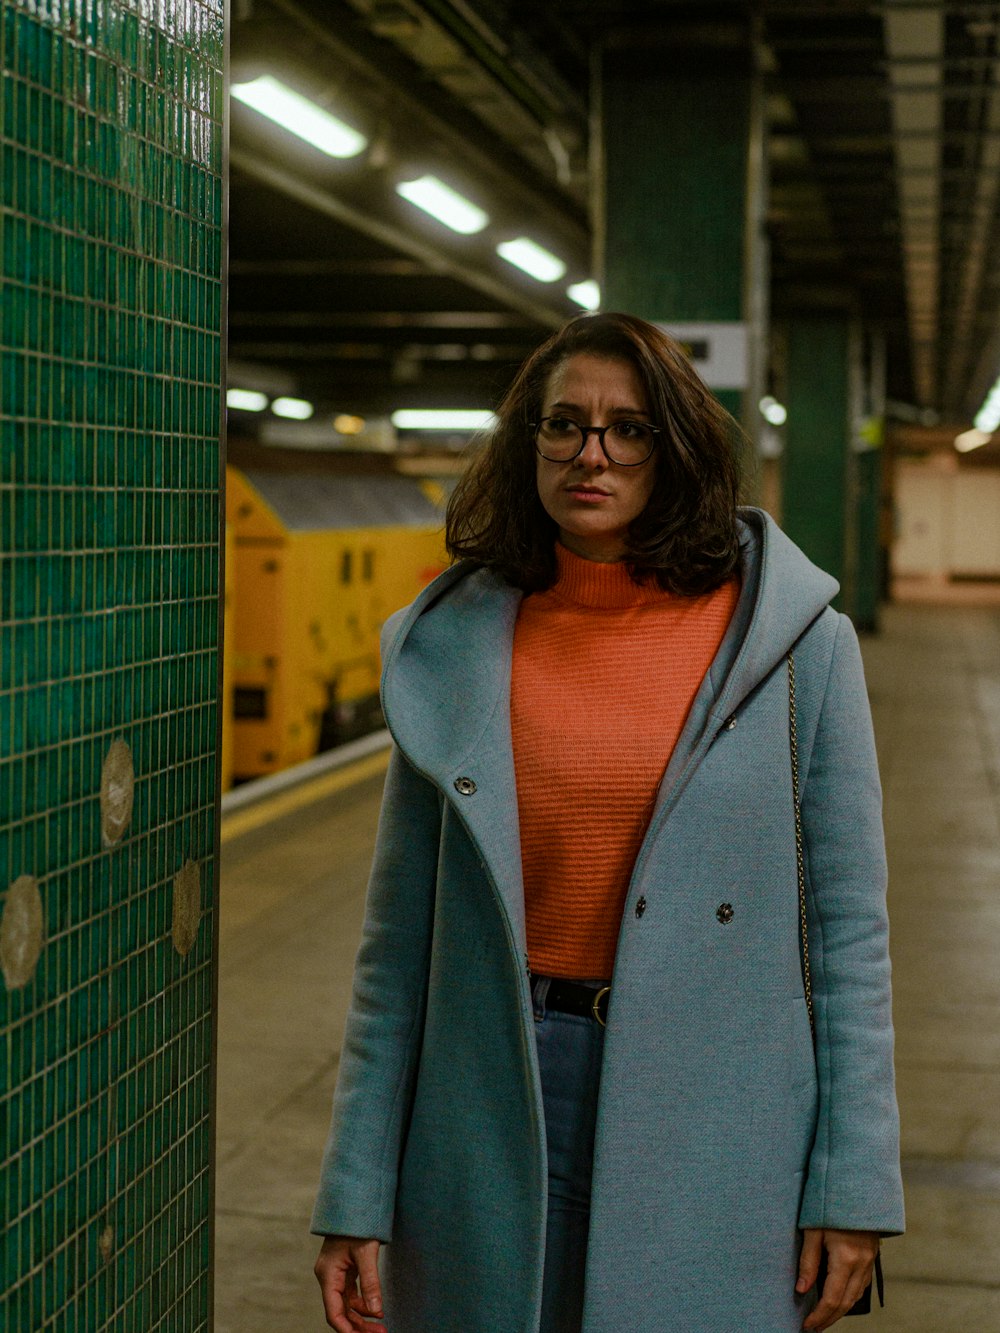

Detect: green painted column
[783,315,851,598]
[597,29,766,433]
[853,447,883,631]
[850,329,887,633]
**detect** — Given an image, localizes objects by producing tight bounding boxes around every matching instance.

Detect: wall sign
[656,321,748,390]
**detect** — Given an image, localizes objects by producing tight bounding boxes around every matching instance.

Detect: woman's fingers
[354,1238,385,1319]
[796,1228,823,1294]
[348,1311,387,1333]
[315,1236,385,1333]
[347,1289,388,1330]
[317,1275,356,1333]
[802,1260,848,1330]
[315,1255,355,1333]
[801,1229,878,1331]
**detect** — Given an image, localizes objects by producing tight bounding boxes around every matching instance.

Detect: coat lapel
[380,565,529,951]
[647,509,839,827]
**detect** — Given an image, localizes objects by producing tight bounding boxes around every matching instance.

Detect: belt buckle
[591,985,611,1026]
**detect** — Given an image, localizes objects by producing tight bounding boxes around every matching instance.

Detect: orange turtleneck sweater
[511,544,739,981]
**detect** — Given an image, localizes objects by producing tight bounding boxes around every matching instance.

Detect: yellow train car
[220,522,236,792]
[224,465,447,782]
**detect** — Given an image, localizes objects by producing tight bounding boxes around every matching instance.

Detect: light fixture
[272,396,314,420]
[955,428,992,453]
[496,238,566,283]
[758,395,787,427]
[226,388,269,412]
[567,280,600,310]
[974,375,1000,432]
[231,76,367,159]
[395,175,488,235]
[391,409,496,430]
[334,414,366,435]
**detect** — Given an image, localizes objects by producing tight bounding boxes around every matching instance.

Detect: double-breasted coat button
[716,902,735,924]
[635,896,647,918]
[454,776,477,795]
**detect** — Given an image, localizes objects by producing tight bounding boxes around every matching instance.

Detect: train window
[362,549,374,581]
[234,687,268,719]
[340,550,352,584]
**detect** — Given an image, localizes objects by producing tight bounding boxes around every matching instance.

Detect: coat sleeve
[310,745,441,1240]
[797,613,905,1236]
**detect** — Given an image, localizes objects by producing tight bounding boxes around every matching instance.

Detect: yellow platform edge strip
[220,749,391,844]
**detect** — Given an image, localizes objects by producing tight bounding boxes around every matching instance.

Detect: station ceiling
[229,0,1000,429]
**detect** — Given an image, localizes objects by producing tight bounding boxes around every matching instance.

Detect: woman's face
[535,353,657,563]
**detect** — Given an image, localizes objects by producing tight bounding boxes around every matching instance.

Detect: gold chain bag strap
[786,651,884,1314]
[787,651,814,1036]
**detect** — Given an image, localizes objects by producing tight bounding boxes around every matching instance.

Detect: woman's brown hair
[445,311,745,595]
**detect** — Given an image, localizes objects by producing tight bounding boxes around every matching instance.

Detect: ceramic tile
[0,1,223,1326]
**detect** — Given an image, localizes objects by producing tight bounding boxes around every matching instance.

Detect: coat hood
[379,507,838,784]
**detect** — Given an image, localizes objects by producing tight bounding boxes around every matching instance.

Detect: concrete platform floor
[214,602,1000,1331]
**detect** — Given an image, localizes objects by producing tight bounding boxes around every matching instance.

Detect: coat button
[635,896,647,918]
[454,776,477,795]
[716,902,734,925]
[724,715,737,730]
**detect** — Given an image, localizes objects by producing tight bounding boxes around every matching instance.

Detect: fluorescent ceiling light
[758,395,787,426]
[955,428,992,453]
[496,238,566,283]
[227,388,269,412]
[231,76,367,158]
[567,280,600,310]
[391,410,496,430]
[974,376,1000,432]
[396,175,488,235]
[272,396,314,420]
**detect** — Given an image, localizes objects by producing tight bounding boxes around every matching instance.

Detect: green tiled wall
[0,1,224,1327]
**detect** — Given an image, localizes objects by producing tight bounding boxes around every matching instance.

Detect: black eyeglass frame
[531,417,661,467]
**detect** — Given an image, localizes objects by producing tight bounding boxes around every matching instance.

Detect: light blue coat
[312,508,904,1332]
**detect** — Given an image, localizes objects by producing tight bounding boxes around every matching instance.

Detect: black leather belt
[531,973,611,1026]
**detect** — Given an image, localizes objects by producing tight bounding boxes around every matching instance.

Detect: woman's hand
[797,1228,879,1331]
[314,1235,386,1333]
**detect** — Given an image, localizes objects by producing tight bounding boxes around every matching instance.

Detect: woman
[312,313,904,1333]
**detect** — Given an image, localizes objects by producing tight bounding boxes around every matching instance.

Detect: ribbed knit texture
[512,545,739,980]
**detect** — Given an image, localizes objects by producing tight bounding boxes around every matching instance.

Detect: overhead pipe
[883,2,944,407]
[940,44,1000,413]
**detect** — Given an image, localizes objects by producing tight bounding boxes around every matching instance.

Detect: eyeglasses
[533,416,660,466]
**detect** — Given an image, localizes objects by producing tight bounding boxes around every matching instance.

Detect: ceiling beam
[229,259,430,276]
[778,76,995,100]
[228,340,534,360]
[228,310,534,329]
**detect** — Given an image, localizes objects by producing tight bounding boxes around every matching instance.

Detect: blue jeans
[532,977,606,1333]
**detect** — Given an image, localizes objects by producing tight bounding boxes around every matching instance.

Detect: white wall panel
[949,471,1000,575]
[893,461,1000,578]
[893,462,951,575]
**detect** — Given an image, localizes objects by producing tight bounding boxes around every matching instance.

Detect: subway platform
[213,599,1000,1332]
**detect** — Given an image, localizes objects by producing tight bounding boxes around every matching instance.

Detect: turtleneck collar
[551,543,669,610]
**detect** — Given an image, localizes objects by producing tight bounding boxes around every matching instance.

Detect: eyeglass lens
[535,417,655,465]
